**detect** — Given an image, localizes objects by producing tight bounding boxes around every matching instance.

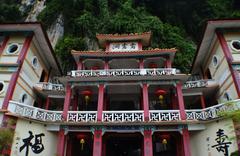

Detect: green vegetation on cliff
[2,0,240,73]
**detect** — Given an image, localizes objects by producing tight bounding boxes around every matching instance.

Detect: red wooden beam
[200,95,206,109]
[93,130,102,156]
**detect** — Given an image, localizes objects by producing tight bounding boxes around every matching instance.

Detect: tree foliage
[0,0,23,22]
[37,0,240,73]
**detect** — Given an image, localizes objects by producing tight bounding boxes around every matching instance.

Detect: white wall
[11,119,58,156]
[190,119,238,156]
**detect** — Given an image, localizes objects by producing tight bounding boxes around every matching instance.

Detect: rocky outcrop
[47,14,64,48]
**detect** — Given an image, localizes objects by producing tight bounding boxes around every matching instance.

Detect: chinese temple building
[0,20,240,156]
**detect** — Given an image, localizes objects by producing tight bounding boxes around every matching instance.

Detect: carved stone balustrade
[149,110,181,121]
[68,68,177,77]
[102,111,144,122]
[7,99,240,123]
[183,79,217,89]
[8,101,63,122]
[34,82,65,91]
[68,111,97,122]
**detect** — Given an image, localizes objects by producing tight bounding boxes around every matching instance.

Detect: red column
[57,129,66,156]
[62,84,72,121]
[77,58,83,70]
[93,130,102,156]
[139,59,144,69]
[165,59,172,68]
[45,97,50,110]
[142,84,150,121]
[143,130,153,156]
[66,136,72,156]
[104,60,109,70]
[182,128,191,156]
[176,83,186,120]
[200,95,206,109]
[97,84,104,121]
[73,93,78,111]
[2,34,33,110]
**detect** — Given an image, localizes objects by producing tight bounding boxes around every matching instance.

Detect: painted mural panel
[190,119,238,156]
[11,119,58,156]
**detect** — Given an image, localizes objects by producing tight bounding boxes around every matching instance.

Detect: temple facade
[0,20,240,156]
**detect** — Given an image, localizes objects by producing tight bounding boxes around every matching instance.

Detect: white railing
[186,99,240,121]
[8,101,62,122]
[7,99,240,123]
[68,68,176,77]
[68,111,97,122]
[183,79,216,89]
[149,110,181,121]
[102,111,144,122]
[34,82,65,91]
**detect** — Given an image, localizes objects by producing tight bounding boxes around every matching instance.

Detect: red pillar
[165,59,172,68]
[176,83,186,120]
[66,136,72,156]
[200,95,206,109]
[139,59,144,69]
[142,84,150,121]
[143,130,153,156]
[73,93,78,111]
[2,34,33,110]
[182,128,191,156]
[104,60,109,70]
[97,84,104,121]
[93,130,102,156]
[57,129,66,156]
[45,97,50,110]
[77,58,83,70]
[62,84,72,121]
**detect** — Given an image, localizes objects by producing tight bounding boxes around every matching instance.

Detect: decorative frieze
[68,68,177,77]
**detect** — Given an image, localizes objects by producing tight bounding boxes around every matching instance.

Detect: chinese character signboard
[211,129,232,156]
[109,42,139,52]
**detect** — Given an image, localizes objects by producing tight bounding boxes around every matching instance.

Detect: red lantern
[81,90,92,105]
[155,89,167,104]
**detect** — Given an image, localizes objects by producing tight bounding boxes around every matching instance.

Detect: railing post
[176,83,187,120]
[62,83,72,121]
[142,83,150,121]
[97,84,105,121]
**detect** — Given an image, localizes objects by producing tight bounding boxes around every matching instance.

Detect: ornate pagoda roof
[96,32,152,48]
[71,48,177,62]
